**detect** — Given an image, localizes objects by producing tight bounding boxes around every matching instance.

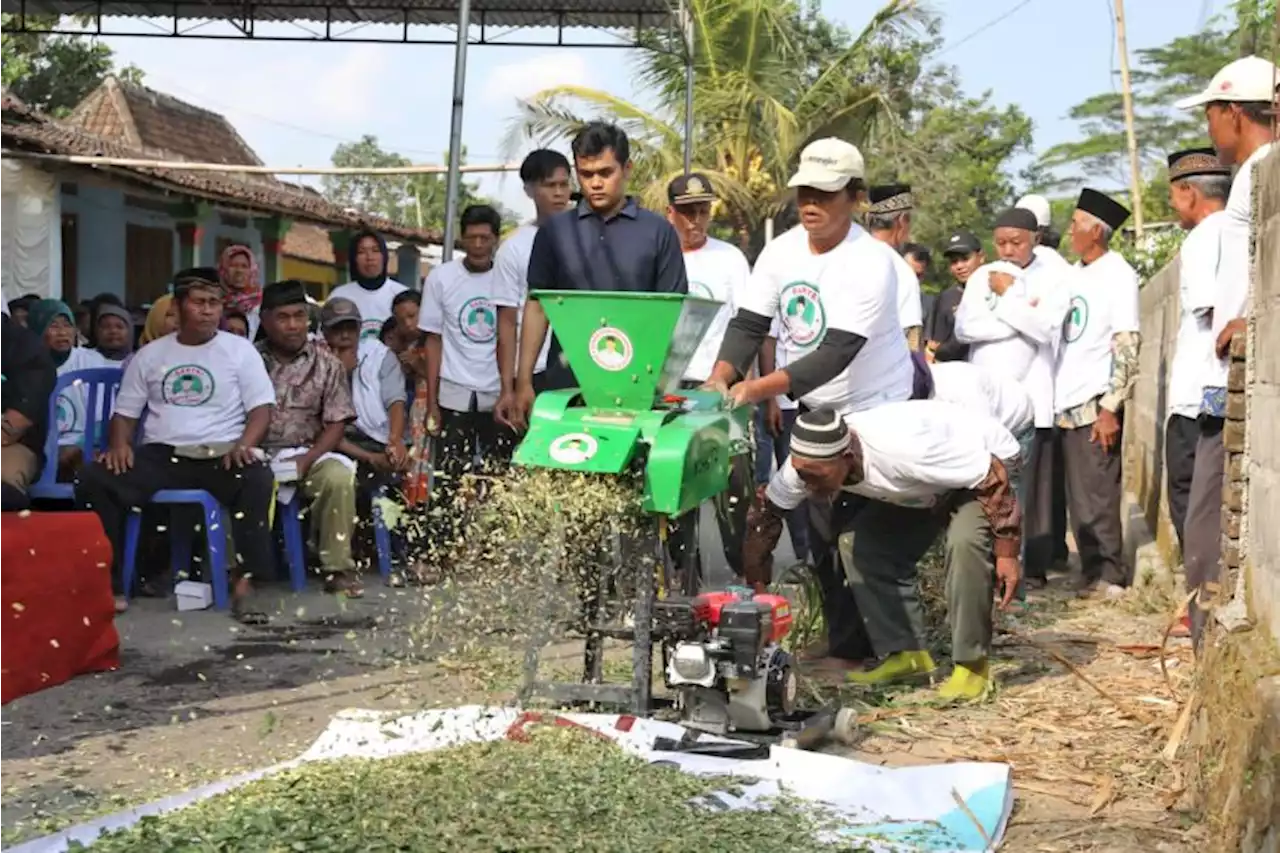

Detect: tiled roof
[1,92,440,244]
[0,0,675,28]
[67,77,265,170]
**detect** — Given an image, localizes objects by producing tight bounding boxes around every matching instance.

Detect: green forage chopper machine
[512,291,831,745]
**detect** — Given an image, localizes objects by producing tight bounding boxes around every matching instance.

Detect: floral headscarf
[218,244,262,316]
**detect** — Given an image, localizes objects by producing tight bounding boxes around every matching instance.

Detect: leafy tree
[506,0,925,254]
[1,15,143,116]
[1036,1,1273,197]
[322,136,516,235]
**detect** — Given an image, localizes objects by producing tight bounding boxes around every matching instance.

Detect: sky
[98,0,1230,222]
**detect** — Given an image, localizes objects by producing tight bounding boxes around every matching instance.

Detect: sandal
[230,577,270,625]
[324,572,365,598]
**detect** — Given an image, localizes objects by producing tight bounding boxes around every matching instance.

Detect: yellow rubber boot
[845,650,938,686]
[937,659,992,702]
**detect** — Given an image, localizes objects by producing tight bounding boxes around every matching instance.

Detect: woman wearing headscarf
[121,295,179,375]
[29,299,107,477]
[218,244,262,340]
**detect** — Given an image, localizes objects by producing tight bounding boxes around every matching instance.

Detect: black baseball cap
[942,231,982,256]
[667,172,716,206]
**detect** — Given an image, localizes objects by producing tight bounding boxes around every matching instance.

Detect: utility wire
[936,0,1042,57]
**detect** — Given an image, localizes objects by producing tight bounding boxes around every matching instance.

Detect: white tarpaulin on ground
[10,705,1013,853]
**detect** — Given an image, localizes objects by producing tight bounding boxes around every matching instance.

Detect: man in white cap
[708,136,920,668]
[1015,194,1071,271]
[742,403,1023,701]
[1175,54,1277,644]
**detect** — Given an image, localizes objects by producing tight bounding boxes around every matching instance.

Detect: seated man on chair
[2,302,56,511]
[257,281,362,598]
[75,268,277,619]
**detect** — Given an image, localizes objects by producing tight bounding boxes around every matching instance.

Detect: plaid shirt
[258,340,355,450]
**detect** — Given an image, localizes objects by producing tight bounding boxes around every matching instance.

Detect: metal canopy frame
[1,0,696,261]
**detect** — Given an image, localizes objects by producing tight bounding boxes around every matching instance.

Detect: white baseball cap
[1015,194,1052,228]
[787,138,865,192]
[1175,55,1279,109]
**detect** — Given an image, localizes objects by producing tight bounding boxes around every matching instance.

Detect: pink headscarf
[218,244,262,316]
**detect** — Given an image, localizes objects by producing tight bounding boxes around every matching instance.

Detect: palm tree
[504,0,924,253]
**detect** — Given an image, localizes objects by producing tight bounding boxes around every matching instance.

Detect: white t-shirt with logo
[885,245,924,330]
[114,331,276,446]
[929,360,1033,437]
[767,317,798,412]
[681,237,751,382]
[1206,141,1273,390]
[492,223,551,374]
[766,399,1018,510]
[955,257,1073,428]
[1170,211,1225,418]
[739,223,913,416]
[328,279,409,342]
[1054,251,1141,414]
[55,347,109,447]
[419,259,501,412]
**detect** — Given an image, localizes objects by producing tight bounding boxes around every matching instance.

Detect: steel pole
[442,0,473,262]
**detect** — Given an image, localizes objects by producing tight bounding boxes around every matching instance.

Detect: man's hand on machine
[494,390,525,432]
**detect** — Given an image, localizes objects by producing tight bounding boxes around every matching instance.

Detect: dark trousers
[753,407,810,562]
[1061,422,1128,586]
[1024,427,1069,578]
[75,444,275,587]
[1164,414,1199,552]
[428,404,517,555]
[808,493,874,661]
[1184,416,1225,647]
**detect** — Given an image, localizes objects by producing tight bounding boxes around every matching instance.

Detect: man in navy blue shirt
[509,122,688,426]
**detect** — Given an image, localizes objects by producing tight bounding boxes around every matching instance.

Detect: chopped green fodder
[73,728,855,853]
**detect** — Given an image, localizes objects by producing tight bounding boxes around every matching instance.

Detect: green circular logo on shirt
[689,281,714,299]
[161,364,216,406]
[56,392,78,436]
[779,282,825,347]
[458,296,497,344]
[1064,296,1089,343]
[360,318,383,340]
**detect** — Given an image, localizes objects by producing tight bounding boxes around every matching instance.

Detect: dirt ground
[1,558,1202,851]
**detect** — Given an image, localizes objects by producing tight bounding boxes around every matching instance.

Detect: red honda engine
[692,591,793,644]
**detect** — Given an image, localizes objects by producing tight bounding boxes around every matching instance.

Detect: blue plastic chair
[278,485,394,585]
[29,367,122,501]
[122,490,233,610]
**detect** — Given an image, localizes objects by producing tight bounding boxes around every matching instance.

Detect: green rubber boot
[937,659,992,702]
[845,650,938,686]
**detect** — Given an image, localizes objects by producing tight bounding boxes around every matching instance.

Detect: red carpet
[2,511,120,704]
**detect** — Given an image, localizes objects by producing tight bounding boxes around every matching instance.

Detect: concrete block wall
[1124,259,1182,570]
[1245,149,1280,639]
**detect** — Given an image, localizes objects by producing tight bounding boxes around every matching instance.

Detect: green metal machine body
[512,291,750,516]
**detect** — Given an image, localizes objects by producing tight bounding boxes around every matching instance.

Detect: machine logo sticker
[1065,296,1089,343]
[548,433,599,464]
[161,364,216,406]
[588,327,633,371]
[779,282,825,347]
[458,296,497,344]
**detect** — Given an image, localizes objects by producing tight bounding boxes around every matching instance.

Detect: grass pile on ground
[72,727,848,853]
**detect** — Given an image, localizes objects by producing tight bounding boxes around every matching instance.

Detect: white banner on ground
[10,705,1013,853]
